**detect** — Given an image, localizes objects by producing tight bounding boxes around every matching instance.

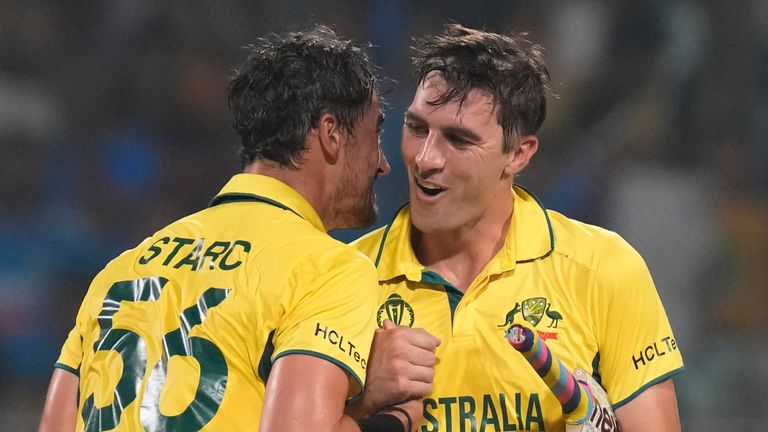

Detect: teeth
[415,178,445,197]
[416,179,443,190]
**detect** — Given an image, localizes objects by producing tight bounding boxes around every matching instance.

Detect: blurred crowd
[1,0,766,429]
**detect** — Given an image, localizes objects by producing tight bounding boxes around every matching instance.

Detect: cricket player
[354,24,684,431]
[39,25,437,432]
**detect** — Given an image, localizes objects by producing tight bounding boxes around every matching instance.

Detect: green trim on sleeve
[54,362,80,377]
[272,349,365,400]
[612,366,686,410]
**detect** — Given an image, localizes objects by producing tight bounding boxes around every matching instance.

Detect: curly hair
[412,24,552,152]
[228,24,379,168]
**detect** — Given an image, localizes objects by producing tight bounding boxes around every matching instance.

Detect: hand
[347,320,440,418]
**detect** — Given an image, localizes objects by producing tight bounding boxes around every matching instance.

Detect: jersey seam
[549,249,597,273]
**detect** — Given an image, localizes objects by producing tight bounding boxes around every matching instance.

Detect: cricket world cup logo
[376,294,415,327]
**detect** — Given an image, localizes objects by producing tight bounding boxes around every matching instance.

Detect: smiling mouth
[415,179,446,197]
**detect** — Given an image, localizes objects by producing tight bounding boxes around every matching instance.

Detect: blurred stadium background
[1,0,766,429]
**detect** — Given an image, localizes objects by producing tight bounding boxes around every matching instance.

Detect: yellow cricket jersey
[353,185,684,432]
[56,174,378,431]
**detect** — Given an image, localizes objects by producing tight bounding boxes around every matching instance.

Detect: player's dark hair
[228,24,378,168]
[412,23,551,152]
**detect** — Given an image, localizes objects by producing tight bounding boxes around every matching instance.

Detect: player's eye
[446,133,471,148]
[405,121,428,137]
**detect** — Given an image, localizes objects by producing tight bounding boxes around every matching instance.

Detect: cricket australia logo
[376,294,415,327]
[498,297,563,340]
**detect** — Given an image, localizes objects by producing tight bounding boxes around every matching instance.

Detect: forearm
[38,368,78,432]
[261,354,412,432]
[615,379,681,432]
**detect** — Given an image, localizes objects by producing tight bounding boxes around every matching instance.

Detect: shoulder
[300,235,377,279]
[301,234,376,270]
[548,210,648,276]
[239,223,379,295]
[274,237,379,311]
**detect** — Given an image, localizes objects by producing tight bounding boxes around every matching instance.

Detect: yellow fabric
[353,185,684,432]
[56,173,378,431]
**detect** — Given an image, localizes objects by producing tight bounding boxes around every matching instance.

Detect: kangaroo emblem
[497,302,521,327]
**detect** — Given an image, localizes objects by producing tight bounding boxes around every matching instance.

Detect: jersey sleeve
[271,247,379,399]
[54,271,104,375]
[55,323,83,375]
[592,235,684,408]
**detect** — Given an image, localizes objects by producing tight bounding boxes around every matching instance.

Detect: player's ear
[316,112,343,163]
[503,134,538,178]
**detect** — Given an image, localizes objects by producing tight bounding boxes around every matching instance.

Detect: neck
[413,193,513,292]
[244,159,336,231]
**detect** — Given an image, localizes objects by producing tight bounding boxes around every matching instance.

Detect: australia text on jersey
[421,392,547,432]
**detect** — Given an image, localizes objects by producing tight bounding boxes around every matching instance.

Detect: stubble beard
[330,173,378,230]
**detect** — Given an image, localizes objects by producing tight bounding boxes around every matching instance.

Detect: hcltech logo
[376,294,415,327]
[498,297,563,340]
